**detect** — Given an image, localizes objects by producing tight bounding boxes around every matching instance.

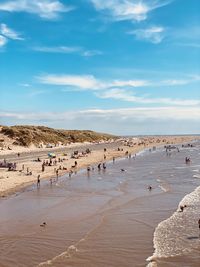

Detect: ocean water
[0,142,200,267]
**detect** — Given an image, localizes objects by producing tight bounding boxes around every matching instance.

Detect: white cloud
[96,88,200,106]
[0,23,24,40]
[37,74,148,90]
[0,34,7,47]
[37,73,199,91]
[176,42,200,49]
[90,0,172,22]
[19,83,31,87]
[0,0,74,19]
[1,107,200,122]
[37,74,200,107]
[81,50,103,57]
[33,46,103,57]
[33,46,81,53]
[111,79,149,87]
[38,74,104,89]
[128,26,165,44]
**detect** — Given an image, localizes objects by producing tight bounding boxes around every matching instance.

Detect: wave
[147,186,200,263]
[38,244,79,266]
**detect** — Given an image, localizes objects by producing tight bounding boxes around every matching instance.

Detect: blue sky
[0,0,200,135]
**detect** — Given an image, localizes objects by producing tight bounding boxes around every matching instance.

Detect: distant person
[40,222,47,227]
[185,157,191,164]
[69,170,73,178]
[179,205,184,212]
[148,186,152,191]
[103,163,106,169]
[56,169,59,180]
[42,163,45,172]
[98,163,101,170]
[113,157,115,163]
[87,166,91,172]
[37,175,40,187]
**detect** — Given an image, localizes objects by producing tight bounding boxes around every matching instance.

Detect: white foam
[193,174,200,179]
[38,244,78,266]
[158,185,168,193]
[147,186,200,262]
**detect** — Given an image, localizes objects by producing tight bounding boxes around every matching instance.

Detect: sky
[0,0,200,135]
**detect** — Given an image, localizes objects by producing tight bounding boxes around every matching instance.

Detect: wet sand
[0,141,200,267]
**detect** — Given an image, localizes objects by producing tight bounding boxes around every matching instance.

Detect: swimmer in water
[148,185,152,191]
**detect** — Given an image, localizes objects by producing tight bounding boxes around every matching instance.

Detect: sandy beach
[0,136,197,197]
[0,136,200,267]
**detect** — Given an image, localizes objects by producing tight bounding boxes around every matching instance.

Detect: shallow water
[0,143,200,267]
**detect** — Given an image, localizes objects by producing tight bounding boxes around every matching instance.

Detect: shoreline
[0,136,198,199]
[148,184,200,265]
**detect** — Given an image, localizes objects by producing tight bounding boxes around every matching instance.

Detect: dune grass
[1,125,117,147]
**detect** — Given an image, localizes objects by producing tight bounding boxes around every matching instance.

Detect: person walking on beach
[42,163,45,172]
[56,169,59,180]
[37,175,40,187]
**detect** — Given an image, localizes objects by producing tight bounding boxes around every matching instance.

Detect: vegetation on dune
[1,125,116,147]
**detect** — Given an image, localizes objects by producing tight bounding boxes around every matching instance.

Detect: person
[98,163,101,170]
[179,205,184,212]
[56,169,59,180]
[42,163,45,172]
[17,153,20,157]
[198,219,200,231]
[113,157,115,163]
[185,157,191,164]
[69,170,73,178]
[50,178,53,185]
[148,185,152,191]
[37,175,40,187]
[87,166,91,172]
[103,163,106,169]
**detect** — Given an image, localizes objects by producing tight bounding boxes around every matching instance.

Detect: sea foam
[147,186,200,262]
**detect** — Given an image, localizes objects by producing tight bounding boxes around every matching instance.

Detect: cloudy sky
[0,0,200,135]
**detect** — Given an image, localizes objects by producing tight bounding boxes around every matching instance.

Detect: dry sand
[0,136,197,197]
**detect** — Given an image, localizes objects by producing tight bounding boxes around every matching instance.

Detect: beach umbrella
[48,153,56,158]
